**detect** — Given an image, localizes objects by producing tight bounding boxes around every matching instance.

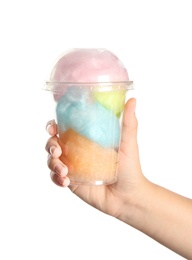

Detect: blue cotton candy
[56,87,120,148]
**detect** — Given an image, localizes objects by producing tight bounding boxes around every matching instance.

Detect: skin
[45,98,192,259]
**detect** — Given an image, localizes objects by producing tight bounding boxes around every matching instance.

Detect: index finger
[45,135,62,158]
[46,120,58,136]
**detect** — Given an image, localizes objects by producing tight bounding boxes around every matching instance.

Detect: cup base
[69,176,117,186]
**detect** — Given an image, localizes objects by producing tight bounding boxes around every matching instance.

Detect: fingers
[50,171,70,187]
[120,98,139,156]
[45,119,70,187]
[45,135,62,159]
[46,119,58,136]
[45,119,61,158]
[47,154,67,176]
[124,98,137,130]
[47,149,70,187]
[47,154,70,187]
[122,98,138,139]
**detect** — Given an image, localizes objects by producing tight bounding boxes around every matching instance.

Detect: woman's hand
[45,98,192,259]
[45,98,147,218]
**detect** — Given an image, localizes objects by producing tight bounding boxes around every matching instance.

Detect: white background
[0,0,191,259]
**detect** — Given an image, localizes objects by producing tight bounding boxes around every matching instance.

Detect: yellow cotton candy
[93,90,126,118]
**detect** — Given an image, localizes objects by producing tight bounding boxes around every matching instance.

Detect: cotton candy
[45,48,133,185]
[50,48,129,83]
[59,129,118,184]
[93,90,126,118]
[47,48,130,101]
[56,87,120,148]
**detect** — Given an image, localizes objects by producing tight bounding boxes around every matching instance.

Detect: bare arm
[119,179,192,259]
[46,98,192,259]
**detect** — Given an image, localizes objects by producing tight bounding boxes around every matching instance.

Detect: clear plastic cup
[44,48,134,185]
[45,81,133,185]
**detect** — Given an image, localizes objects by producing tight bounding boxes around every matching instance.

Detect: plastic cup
[45,81,133,185]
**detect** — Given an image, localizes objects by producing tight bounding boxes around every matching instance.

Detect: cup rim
[44,81,134,92]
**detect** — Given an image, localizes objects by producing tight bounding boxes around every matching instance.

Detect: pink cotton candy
[46,48,130,101]
[50,48,129,83]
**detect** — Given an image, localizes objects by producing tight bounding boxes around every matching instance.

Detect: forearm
[118,179,192,259]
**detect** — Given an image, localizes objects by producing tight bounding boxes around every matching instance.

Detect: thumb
[120,98,138,157]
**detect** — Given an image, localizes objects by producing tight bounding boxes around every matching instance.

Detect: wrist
[116,177,154,231]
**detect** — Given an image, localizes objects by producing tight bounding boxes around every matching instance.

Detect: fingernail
[46,120,55,132]
[58,177,70,187]
[63,178,70,187]
[50,146,56,155]
[58,178,65,187]
[55,164,67,177]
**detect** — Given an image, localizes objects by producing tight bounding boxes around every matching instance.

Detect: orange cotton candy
[59,129,119,185]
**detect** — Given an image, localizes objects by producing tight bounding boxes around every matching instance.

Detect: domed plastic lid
[45,48,133,92]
